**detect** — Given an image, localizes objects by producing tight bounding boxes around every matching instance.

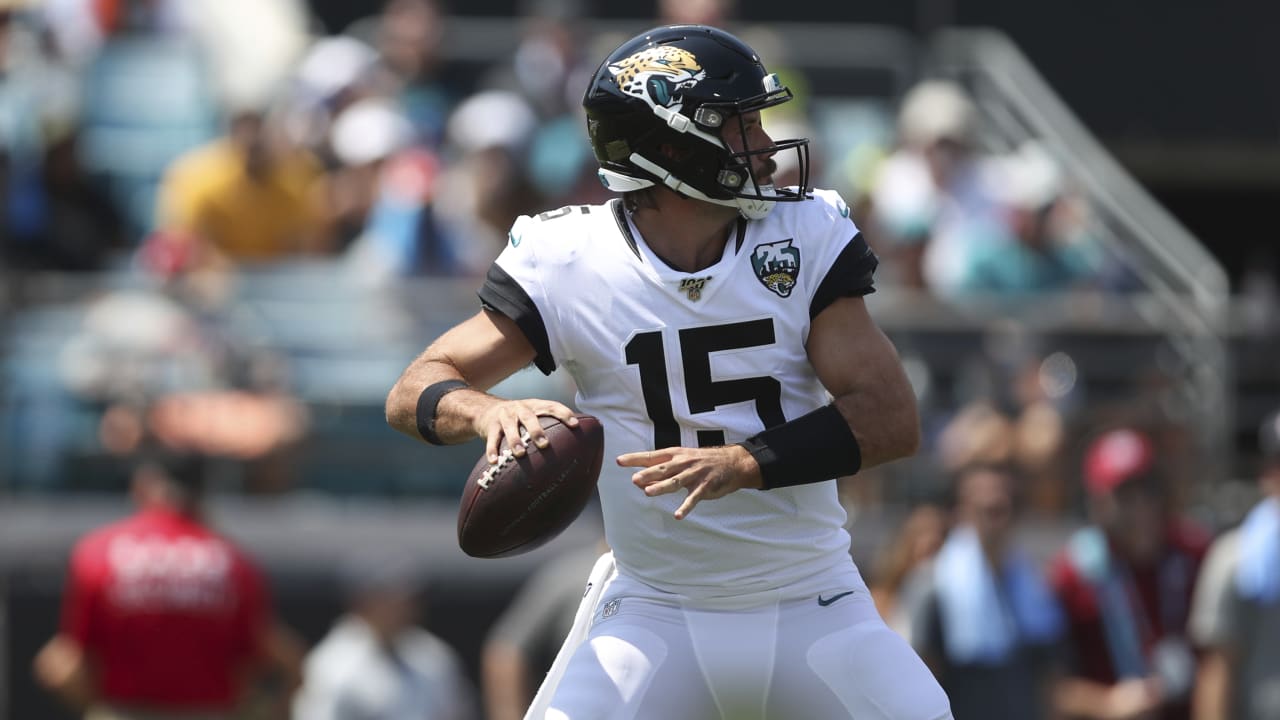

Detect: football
[457,414,604,558]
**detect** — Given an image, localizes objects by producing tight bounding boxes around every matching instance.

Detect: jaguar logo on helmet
[608,46,706,111]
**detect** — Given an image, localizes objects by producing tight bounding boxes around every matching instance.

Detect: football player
[387,24,953,719]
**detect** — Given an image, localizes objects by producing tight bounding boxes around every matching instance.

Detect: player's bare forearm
[829,368,919,470]
[807,296,920,469]
[386,350,498,445]
[386,310,536,445]
[386,310,578,458]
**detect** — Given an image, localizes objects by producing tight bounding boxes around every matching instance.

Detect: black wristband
[416,380,470,445]
[736,404,861,490]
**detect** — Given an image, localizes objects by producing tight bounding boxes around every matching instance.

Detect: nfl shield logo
[602,599,621,618]
[751,240,800,298]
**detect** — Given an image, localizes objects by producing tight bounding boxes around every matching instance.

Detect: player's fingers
[616,452,647,467]
[515,407,551,450]
[617,448,675,467]
[641,469,692,496]
[674,483,708,520]
[501,413,527,457]
[485,424,503,463]
[631,464,670,487]
[541,402,579,427]
[633,453,699,484]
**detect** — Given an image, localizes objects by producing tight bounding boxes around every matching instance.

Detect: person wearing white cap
[953,142,1102,295]
[428,90,541,276]
[327,97,416,251]
[869,80,1007,297]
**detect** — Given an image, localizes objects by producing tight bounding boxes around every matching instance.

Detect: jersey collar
[610,198,749,268]
[615,202,754,306]
[610,199,643,262]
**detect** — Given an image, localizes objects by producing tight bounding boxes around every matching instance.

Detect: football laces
[478,429,535,490]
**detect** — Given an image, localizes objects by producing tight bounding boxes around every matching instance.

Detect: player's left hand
[618,445,763,519]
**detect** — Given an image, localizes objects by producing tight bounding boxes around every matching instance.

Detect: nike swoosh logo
[817,590,855,607]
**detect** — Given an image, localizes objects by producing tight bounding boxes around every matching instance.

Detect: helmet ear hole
[717,168,747,190]
[693,107,724,128]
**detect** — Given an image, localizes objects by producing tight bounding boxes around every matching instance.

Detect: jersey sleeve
[477,214,557,375]
[805,189,879,320]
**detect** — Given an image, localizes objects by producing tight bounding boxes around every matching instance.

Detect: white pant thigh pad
[545,578,718,720]
[802,619,953,719]
[738,589,952,720]
[541,575,951,720]
[547,615,720,720]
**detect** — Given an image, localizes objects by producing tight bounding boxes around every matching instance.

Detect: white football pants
[525,552,953,720]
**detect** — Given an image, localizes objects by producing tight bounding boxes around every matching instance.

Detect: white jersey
[479,189,878,600]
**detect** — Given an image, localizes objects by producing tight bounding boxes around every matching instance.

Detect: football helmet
[582,24,811,220]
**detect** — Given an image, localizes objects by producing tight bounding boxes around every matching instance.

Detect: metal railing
[928,28,1232,489]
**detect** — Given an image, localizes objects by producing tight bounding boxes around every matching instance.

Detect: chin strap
[622,153,777,220]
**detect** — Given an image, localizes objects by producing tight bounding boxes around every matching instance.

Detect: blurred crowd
[858,80,1134,298]
[862,416,1280,720]
[0,0,1156,497]
[0,0,1130,295]
[32,418,1280,719]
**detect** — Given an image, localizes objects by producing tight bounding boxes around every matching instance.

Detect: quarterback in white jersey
[484,191,870,599]
[388,24,952,720]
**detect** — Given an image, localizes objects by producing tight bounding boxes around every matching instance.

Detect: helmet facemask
[699,76,812,219]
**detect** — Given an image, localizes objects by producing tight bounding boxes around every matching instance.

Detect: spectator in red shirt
[33,451,303,720]
[1049,428,1210,720]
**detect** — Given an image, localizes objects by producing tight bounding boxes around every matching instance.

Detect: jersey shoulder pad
[763,188,856,241]
[792,189,876,315]
[505,204,604,266]
[808,188,857,229]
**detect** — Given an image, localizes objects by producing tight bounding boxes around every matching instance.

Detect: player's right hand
[473,399,578,463]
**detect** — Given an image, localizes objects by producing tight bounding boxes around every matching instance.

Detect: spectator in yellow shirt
[154,110,330,269]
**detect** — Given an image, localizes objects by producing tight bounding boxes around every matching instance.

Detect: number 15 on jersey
[623,318,786,449]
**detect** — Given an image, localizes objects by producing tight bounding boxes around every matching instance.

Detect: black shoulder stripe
[610,199,642,261]
[810,232,878,320]
[477,263,556,375]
